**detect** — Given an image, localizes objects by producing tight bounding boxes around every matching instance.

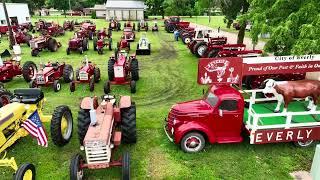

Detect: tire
[108,59,115,81]
[109,41,112,51]
[48,38,58,52]
[66,47,70,55]
[83,38,89,51]
[122,152,130,180]
[14,163,36,180]
[93,38,97,51]
[50,105,73,146]
[207,49,219,58]
[180,132,205,153]
[70,154,84,180]
[94,67,101,83]
[130,59,139,81]
[195,42,208,58]
[121,102,137,143]
[294,140,315,148]
[77,109,90,145]
[89,31,93,40]
[53,80,61,92]
[31,49,39,57]
[22,61,37,82]
[89,78,94,92]
[0,89,13,108]
[130,80,136,93]
[183,36,192,44]
[79,47,84,54]
[168,24,175,33]
[193,41,204,57]
[70,81,75,92]
[104,81,111,94]
[63,64,74,83]
[75,68,80,81]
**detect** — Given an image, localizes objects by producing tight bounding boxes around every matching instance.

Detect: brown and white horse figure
[262,79,320,113]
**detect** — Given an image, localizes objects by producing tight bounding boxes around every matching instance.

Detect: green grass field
[0,16,316,179]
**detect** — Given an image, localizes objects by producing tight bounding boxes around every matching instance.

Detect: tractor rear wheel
[70,154,84,180]
[70,81,76,92]
[121,102,137,143]
[94,67,101,83]
[130,59,139,81]
[130,80,136,93]
[48,38,58,52]
[51,105,73,146]
[122,152,130,180]
[14,163,36,180]
[167,24,175,33]
[63,64,74,83]
[104,81,111,94]
[22,61,37,82]
[89,78,94,92]
[108,59,115,81]
[77,109,90,145]
[53,80,61,92]
[82,38,89,51]
[0,89,13,108]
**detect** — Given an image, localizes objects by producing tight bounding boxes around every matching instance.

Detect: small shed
[0,3,31,26]
[106,0,146,21]
[93,4,106,18]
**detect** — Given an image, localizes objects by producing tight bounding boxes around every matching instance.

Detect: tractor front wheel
[122,152,130,180]
[70,154,84,180]
[130,81,136,93]
[94,68,101,83]
[63,64,74,83]
[53,80,61,92]
[22,61,37,82]
[70,81,76,92]
[78,109,90,145]
[51,105,73,146]
[108,59,115,81]
[130,60,139,81]
[89,78,94,92]
[0,89,13,108]
[14,163,36,180]
[121,102,137,143]
[66,47,70,55]
[48,38,58,52]
[104,81,111,94]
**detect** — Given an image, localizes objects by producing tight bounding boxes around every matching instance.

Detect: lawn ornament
[136,33,151,55]
[29,35,61,57]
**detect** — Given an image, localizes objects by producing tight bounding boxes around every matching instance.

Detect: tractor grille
[85,141,110,164]
[36,75,45,84]
[79,71,88,81]
[30,41,37,48]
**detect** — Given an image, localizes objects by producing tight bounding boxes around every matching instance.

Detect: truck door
[213,99,243,142]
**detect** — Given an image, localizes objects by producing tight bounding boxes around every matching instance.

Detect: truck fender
[119,96,131,109]
[174,122,215,144]
[80,96,98,110]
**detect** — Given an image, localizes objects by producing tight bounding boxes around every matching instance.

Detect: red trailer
[165,54,320,153]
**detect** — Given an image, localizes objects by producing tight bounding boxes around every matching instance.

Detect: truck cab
[165,84,245,153]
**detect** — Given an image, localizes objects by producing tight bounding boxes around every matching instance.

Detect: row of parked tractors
[164,16,306,89]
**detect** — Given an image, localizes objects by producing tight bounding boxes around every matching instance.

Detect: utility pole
[2,0,15,48]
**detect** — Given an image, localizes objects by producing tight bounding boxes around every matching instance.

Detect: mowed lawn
[0,16,316,179]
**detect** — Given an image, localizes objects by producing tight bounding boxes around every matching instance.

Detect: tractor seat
[12,88,44,104]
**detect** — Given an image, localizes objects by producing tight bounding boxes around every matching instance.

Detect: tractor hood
[171,99,212,116]
[114,54,127,66]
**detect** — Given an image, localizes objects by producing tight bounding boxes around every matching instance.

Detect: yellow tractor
[0,88,73,179]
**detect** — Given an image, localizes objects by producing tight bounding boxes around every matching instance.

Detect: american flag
[22,110,48,147]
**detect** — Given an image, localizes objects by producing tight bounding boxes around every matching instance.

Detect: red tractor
[70,56,101,92]
[29,62,74,92]
[42,23,65,37]
[0,84,13,108]
[105,49,139,94]
[124,21,136,31]
[19,22,33,32]
[63,20,75,31]
[117,38,131,51]
[29,35,61,56]
[67,32,89,55]
[194,43,251,58]
[69,94,136,180]
[164,16,190,33]
[123,27,135,42]
[34,19,52,33]
[0,25,18,35]
[81,22,96,40]
[14,30,32,46]
[0,49,37,82]
[93,29,112,54]
[109,18,121,31]
[137,20,148,32]
[189,37,227,55]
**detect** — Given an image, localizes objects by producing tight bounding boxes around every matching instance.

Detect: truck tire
[83,38,89,51]
[14,163,36,180]
[108,59,115,81]
[22,61,37,82]
[194,42,208,58]
[180,132,205,153]
[122,152,130,180]
[70,154,84,180]
[121,102,137,144]
[0,89,13,108]
[104,81,111,94]
[51,105,73,146]
[63,64,74,83]
[48,38,58,52]
[130,80,136,93]
[77,109,90,145]
[294,140,315,148]
[207,49,219,58]
[130,59,139,81]
[94,67,101,83]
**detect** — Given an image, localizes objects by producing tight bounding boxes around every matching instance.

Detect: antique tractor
[0,88,73,179]
[63,20,75,31]
[109,18,121,31]
[29,35,61,56]
[70,56,100,92]
[123,27,135,42]
[117,38,131,51]
[124,21,136,31]
[164,16,183,33]
[81,22,96,40]
[136,33,151,55]
[137,20,148,32]
[190,37,227,55]
[105,49,139,93]
[67,31,89,55]
[19,22,33,32]
[70,94,136,180]
[42,23,65,37]
[0,49,37,82]
[193,41,245,58]
[29,62,74,92]
[14,30,32,46]
[34,19,52,33]
[93,29,112,54]
[0,84,13,108]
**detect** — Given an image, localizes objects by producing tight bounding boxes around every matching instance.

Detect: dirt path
[190,23,266,50]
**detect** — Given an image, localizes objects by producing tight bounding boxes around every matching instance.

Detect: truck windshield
[206,92,218,107]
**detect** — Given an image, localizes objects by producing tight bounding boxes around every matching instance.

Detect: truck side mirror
[219,109,223,117]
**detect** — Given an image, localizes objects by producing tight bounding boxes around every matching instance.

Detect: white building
[0,3,31,26]
[106,0,146,21]
[93,4,107,18]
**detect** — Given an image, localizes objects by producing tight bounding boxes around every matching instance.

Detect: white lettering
[306,129,313,138]
[267,132,273,141]
[256,133,262,143]
[276,132,283,141]
[297,130,304,140]
[286,131,293,141]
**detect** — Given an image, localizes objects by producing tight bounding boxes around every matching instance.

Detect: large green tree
[8,0,45,13]
[163,0,197,17]
[145,0,165,18]
[249,0,320,55]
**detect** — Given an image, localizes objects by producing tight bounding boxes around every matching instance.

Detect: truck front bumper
[164,118,174,142]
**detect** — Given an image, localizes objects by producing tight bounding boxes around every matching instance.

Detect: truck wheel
[121,102,137,144]
[104,81,111,94]
[207,49,219,58]
[63,64,74,83]
[130,81,136,93]
[31,49,39,57]
[70,154,84,180]
[180,132,205,153]
[53,80,61,92]
[48,38,58,52]
[78,109,90,145]
[51,105,73,146]
[14,163,36,180]
[83,38,89,51]
[22,61,37,82]
[195,42,208,58]
[70,81,76,92]
[122,152,130,180]
[108,59,115,81]
[94,68,101,83]
[66,47,70,55]
[130,59,139,81]
[89,78,94,92]
[0,89,13,108]
[294,140,315,148]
